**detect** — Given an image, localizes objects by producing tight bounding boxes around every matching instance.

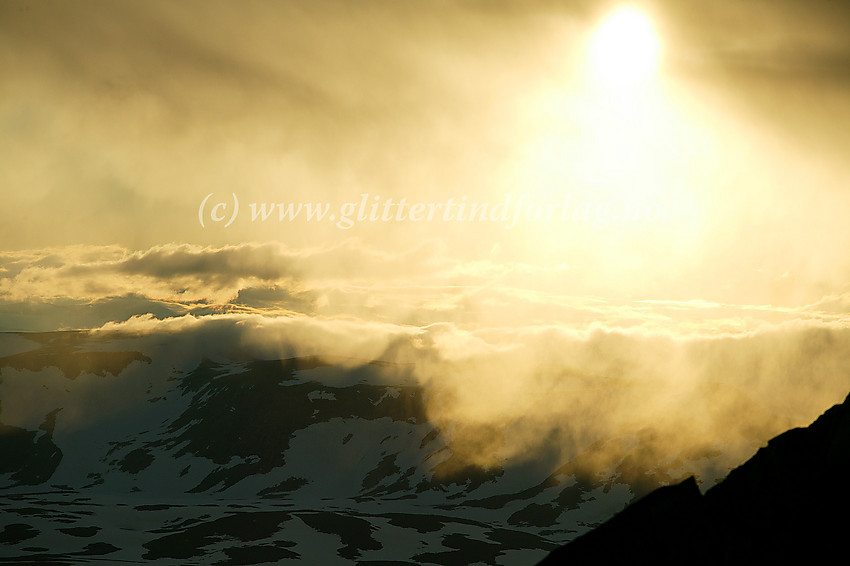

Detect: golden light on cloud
[588,6,661,87]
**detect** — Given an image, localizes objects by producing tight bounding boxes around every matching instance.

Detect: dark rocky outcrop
[0,404,63,486]
[537,390,850,565]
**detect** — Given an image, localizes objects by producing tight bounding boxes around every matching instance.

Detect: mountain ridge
[536,389,850,564]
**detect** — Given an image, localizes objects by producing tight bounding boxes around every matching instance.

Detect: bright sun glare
[514,3,705,258]
[588,6,660,86]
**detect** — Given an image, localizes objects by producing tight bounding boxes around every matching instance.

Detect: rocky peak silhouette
[537,390,850,565]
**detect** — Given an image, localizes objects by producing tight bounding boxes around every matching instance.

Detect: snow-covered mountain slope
[0,330,796,565]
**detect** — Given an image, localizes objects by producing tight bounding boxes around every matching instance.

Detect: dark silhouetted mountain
[536,390,850,565]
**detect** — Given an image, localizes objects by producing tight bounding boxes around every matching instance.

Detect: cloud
[4,237,850,337]
[0,0,586,249]
[72,311,850,484]
[3,242,846,333]
[657,0,850,74]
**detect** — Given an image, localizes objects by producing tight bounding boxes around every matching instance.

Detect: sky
[3,0,850,470]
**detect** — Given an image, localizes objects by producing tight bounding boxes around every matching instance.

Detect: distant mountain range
[0,330,829,565]
[537,389,850,565]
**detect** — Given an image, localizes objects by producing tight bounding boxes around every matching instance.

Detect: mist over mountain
[537,389,850,565]
[1,327,833,565]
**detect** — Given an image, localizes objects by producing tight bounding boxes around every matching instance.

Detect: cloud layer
[2,242,846,334]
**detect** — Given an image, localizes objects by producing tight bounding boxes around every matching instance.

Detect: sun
[588,6,660,87]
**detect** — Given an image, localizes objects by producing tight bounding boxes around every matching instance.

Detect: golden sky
[3,0,850,317]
